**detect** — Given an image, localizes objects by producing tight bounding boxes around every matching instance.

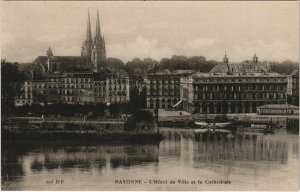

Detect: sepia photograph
[1,1,299,191]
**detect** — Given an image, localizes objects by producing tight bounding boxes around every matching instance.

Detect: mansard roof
[33,56,83,64]
[191,71,284,78]
[210,61,271,73]
[147,69,192,77]
[33,56,90,73]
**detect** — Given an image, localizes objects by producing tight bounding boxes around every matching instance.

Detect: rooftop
[210,61,271,74]
[191,71,285,78]
[147,69,193,77]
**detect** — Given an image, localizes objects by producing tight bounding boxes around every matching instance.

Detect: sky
[1,1,299,63]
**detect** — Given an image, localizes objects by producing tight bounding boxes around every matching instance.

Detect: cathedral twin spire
[86,11,92,45]
[81,9,106,71]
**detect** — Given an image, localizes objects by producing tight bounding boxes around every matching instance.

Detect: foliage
[106,57,125,69]
[122,55,219,77]
[128,85,147,112]
[269,60,299,74]
[124,58,157,83]
[1,59,25,117]
[12,103,129,117]
[124,109,155,131]
[157,55,218,72]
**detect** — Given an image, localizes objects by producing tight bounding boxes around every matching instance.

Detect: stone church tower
[46,46,54,72]
[81,10,106,71]
[91,9,106,71]
[81,11,93,67]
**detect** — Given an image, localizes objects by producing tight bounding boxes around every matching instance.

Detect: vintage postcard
[1,1,299,191]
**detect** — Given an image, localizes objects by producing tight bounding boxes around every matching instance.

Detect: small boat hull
[194,121,232,128]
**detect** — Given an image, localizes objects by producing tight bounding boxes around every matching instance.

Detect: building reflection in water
[1,147,25,183]
[160,129,297,164]
[1,143,159,184]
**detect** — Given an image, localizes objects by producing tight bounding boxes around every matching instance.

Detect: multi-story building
[180,55,288,114]
[145,69,192,109]
[15,69,130,106]
[106,69,130,103]
[287,70,299,106]
[15,75,62,106]
[61,73,95,104]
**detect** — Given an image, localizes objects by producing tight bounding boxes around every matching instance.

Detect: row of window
[107,97,128,102]
[108,79,127,84]
[193,78,286,83]
[193,92,287,100]
[63,78,92,83]
[147,91,180,96]
[149,86,180,91]
[194,85,285,92]
[61,84,93,89]
[108,91,127,96]
[149,80,179,85]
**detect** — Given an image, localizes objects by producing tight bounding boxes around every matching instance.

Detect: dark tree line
[269,60,299,75]
[104,56,298,76]
[158,55,219,72]
[12,103,130,118]
[104,55,220,83]
[1,60,25,117]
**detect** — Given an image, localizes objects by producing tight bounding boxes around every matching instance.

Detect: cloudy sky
[1,1,299,63]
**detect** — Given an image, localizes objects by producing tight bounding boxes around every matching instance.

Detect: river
[1,128,299,191]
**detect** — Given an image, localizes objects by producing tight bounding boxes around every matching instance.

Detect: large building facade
[15,69,130,106]
[180,55,288,114]
[181,72,288,114]
[287,70,299,106]
[144,55,289,114]
[145,69,193,109]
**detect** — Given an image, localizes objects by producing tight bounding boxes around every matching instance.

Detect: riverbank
[2,128,163,144]
[2,110,163,144]
[158,110,298,128]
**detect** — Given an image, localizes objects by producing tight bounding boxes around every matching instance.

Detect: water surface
[2,128,299,191]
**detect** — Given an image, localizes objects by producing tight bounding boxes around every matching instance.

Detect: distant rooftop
[147,69,194,76]
[210,61,271,74]
[191,71,285,78]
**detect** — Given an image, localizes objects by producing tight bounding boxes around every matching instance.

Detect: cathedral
[15,11,130,106]
[81,10,106,71]
[33,10,106,73]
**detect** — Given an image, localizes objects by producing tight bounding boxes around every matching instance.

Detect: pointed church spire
[95,9,101,38]
[46,46,53,73]
[81,11,93,61]
[253,52,258,63]
[86,10,92,42]
[91,9,106,71]
[47,46,53,57]
[223,49,228,64]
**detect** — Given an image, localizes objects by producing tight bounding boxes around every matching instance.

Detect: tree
[1,59,25,117]
[106,57,125,69]
[269,60,299,74]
